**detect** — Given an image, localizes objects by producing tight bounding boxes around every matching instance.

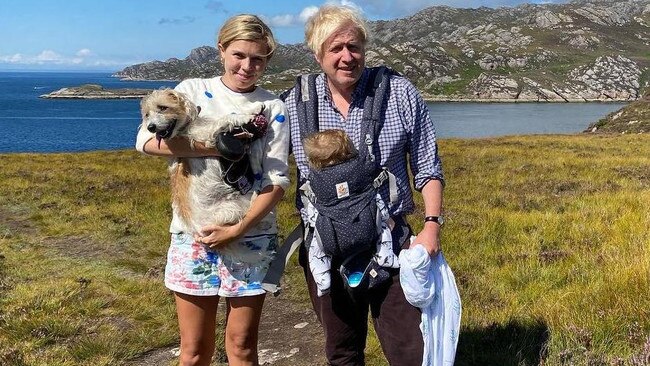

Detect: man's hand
[411,222,441,256]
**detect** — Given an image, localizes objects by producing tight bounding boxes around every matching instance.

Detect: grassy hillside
[0,134,649,365]
[587,92,650,134]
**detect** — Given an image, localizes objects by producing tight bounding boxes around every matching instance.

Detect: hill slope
[114,0,650,101]
[586,91,650,133]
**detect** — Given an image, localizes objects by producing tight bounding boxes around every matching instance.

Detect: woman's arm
[141,136,220,157]
[195,184,285,246]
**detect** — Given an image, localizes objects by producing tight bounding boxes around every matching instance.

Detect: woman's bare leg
[224,294,266,366]
[175,292,220,366]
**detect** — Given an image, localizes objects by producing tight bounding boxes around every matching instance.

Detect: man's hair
[304,5,368,59]
[304,129,357,170]
[217,14,277,59]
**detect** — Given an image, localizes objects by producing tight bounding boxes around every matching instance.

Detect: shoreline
[40,85,636,103]
[423,96,633,103]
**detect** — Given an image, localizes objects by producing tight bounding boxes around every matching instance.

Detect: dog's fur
[140,88,264,235]
[303,129,357,170]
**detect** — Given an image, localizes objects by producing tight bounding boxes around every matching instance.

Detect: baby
[303,129,399,296]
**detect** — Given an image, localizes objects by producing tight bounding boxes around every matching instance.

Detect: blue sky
[0,0,567,72]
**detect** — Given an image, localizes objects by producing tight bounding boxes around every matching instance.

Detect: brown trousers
[299,218,424,366]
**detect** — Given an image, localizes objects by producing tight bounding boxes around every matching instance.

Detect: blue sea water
[0,72,627,153]
[0,72,176,153]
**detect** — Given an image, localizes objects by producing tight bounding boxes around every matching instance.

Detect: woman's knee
[179,342,215,366]
[226,329,258,356]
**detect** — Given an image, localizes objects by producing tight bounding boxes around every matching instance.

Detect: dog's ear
[184,99,198,121]
[165,89,179,101]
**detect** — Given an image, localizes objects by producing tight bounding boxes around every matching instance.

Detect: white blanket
[399,243,462,366]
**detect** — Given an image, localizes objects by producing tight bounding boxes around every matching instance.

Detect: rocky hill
[586,91,649,133]
[113,0,650,101]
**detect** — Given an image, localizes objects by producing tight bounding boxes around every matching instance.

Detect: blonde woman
[135,15,289,366]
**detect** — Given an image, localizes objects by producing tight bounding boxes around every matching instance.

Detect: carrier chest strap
[372,167,398,206]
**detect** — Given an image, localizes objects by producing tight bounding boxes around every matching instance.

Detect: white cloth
[135,77,290,236]
[399,243,461,366]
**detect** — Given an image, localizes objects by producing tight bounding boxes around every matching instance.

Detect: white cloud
[76,48,93,57]
[0,54,24,63]
[36,50,63,62]
[299,6,319,22]
[267,14,295,27]
[264,6,320,28]
[0,49,133,69]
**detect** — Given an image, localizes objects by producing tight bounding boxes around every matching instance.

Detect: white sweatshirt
[135,77,290,236]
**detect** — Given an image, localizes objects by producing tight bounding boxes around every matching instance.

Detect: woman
[135,15,289,366]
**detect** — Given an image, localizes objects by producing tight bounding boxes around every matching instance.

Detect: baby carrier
[296,66,399,291]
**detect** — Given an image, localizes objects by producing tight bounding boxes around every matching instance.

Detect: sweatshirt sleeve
[259,99,290,191]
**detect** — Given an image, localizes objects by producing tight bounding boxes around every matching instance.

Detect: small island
[40,84,153,99]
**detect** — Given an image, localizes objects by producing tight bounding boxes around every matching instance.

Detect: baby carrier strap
[294,66,397,259]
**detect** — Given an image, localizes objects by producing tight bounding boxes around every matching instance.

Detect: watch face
[438,216,445,225]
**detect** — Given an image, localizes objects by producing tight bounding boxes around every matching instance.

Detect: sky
[0,0,568,72]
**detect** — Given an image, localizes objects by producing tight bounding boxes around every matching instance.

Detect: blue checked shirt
[281,68,444,218]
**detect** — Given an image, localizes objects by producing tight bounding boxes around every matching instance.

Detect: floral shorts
[164,232,277,297]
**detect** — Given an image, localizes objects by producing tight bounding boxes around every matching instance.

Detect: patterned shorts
[164,232,277,297]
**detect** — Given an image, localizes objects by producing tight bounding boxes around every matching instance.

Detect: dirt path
[126,294,327,366]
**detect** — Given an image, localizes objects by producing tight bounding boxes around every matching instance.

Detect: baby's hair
[304,129,357,170]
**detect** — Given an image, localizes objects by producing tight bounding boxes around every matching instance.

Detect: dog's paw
[246,102,265,116]
[214,132,247,161]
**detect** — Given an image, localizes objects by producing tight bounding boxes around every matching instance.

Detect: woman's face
[316,24,365,95]
[219,40,269,93]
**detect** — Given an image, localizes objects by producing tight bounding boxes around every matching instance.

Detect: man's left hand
[411,223,441,256]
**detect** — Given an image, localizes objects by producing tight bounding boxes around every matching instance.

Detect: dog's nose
[147,123,157,133]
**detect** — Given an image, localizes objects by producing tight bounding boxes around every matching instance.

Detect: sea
[0,71,628,153]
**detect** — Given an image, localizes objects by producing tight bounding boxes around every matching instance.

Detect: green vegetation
[588,93,650,134]
[1,133,649,365]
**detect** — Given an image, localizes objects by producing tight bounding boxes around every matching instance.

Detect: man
[281,5,445,365]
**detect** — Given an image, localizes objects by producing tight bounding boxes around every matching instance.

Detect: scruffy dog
[140,88,266,236]
[303,129,356,169]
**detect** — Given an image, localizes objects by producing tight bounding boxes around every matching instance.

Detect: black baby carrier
[296,66,398,293]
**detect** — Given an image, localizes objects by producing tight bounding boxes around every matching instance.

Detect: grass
[1,133,649,365]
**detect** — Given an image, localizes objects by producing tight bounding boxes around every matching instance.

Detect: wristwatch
[424,215,445,226]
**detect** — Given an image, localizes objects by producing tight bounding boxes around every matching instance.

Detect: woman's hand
[194,222,245,248]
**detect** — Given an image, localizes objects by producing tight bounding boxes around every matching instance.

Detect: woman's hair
[305,5,368,59]
[304,129,357,170]
[217,14,277,59]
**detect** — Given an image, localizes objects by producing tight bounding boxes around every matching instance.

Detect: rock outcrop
[40,84,153,99]
[113,0,650,101]
[586,92,650,133]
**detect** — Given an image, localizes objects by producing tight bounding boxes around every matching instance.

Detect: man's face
[316,24,365,93]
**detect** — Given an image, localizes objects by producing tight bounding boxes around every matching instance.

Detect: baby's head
[304,129,357,170]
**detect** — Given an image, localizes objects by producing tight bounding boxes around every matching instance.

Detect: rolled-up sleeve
[401,81,444,190]
[259,99,290,191]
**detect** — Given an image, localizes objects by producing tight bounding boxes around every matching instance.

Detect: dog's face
[140,89,197,140]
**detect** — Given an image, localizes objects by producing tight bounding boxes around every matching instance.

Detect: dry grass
[0,133,648,365]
